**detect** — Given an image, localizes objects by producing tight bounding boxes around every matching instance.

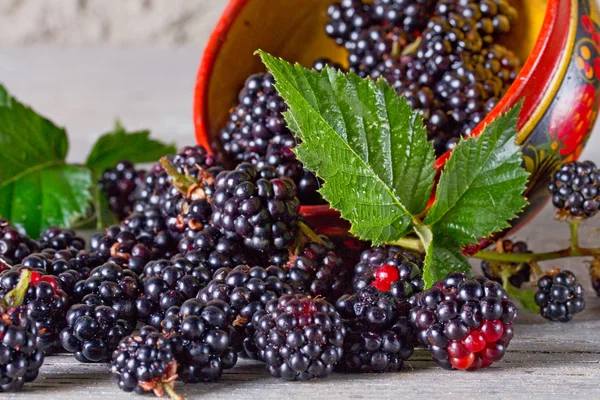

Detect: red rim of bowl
[194,0,569,217]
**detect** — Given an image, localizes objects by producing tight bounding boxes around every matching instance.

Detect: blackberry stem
[162,383,184,400]
[3,269,31,309]
[159,157,208,201]
[570,219,581,250]
[298,221,325,245]
[389,237,424,251]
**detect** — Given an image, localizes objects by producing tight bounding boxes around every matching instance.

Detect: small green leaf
[85,121,176,171]
[422,231,471,287]
[0,84,68,185]
[0,165,92,237]
[504,282,539,313]
[259,51,436,244]
[425,103,529,246]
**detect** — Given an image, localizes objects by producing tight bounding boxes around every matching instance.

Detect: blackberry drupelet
[410,272,517,370]
[534,269,585,322]
[73,262,141,324]
[354,245,424,299]
[136,257,211,328]
[211,163,301,252]
[481,240,533,288]
[0,267,69,353]
[335,286,413,373]
[372,0,436,35]
[548,160,600,218]
[326,0,373,46]
[162,298,238,382]
[0,305,44,392]
[253,294,346,381]
[60,303,133,362]
[0,219,39,266]
[111,326,182,399]
[37,227,85,251]
[197,264,294,359]
[100,160,145,221]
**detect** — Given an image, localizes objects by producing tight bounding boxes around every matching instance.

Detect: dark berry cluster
[0,219,39,266]
[0,306,44,392]
[37,227,85,251]
[100,160,145,221]
[162,298,238,382]
[548,160,600,218]
[372,0,436,34]
[335,286,413,372]
[534,269,585,322]
[197,264,293,359]
[253,294,346,381]
[211,163,301,252]
[481,240,533,288]
[354,245,424,299]
[325,0,373,46]
[60,303,133,362]
[410,272,517,370]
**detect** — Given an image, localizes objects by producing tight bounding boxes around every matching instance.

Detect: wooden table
[1,48,599,399]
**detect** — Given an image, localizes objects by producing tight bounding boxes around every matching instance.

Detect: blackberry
[372,0,436,34]
[335,286,413,372]
[211,163,301,252]
[73,262,141,324]
[100,160,145,221]
[253,294,346,381]
[481,240,533,288]
[197,264,294,359]
[177,226,259,273]
[591,257,600,297]
[0,219,39,265]
[0,267,69,353]
[274,235,350,302]
[136,257,211,328]
[111,326,182,399]
[0,305,44,392]
[534,269,585,322]
[60,303,133,362]
[37,227,85,251]
[548,161,600,218]
[325,0,373,46]
[410,272,517,370]
[354,245,424,299]
[162,298,238,382]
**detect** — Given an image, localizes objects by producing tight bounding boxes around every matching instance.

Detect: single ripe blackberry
[197,264,294,359]
[162,298,238,382]
[211,163,301,252]
[354,245,424,299]
[0,219,39,265]
[534,269,585,322]
[111,326,182,399]
[136,257,211,328]
[335,286,413,372]
[73,262,141,324]
[548,161,600,218]
[0,267,70,353]
[410,272,517,370]
[37,227,85,251]
[326,0,373,46]
[481,240,533,288]
[60,303,133,363]
[591,257,600,297]
[253,294,346,381]
[0,306,44,392]
[100,160,145,221]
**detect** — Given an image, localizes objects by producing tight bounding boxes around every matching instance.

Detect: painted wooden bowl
[194,0,600,235]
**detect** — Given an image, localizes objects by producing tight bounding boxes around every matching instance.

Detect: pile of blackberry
[162,298,238,382]
[325,0,373,46]
[100,160,145,221]
[197,264,294,359]
[0,219,39,266]
[211,163,301,252]
[548,160,600,218]
[136,257,211,327]
[253,294,346,381]
[335,286,414,372]
[410,272,517,370]
[0,305,44,392]
[37,227,85,252]
[218,73,324,204]
[60,303,133,362]
[354,245,424,299]
[481,240,533,288]
[534,269,585,322]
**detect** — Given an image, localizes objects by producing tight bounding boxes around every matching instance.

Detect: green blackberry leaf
[260,51,436,244]
[425,103,529,246]
[85,121,176,171]
[418,225,471,287]
[504,282,539,313]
